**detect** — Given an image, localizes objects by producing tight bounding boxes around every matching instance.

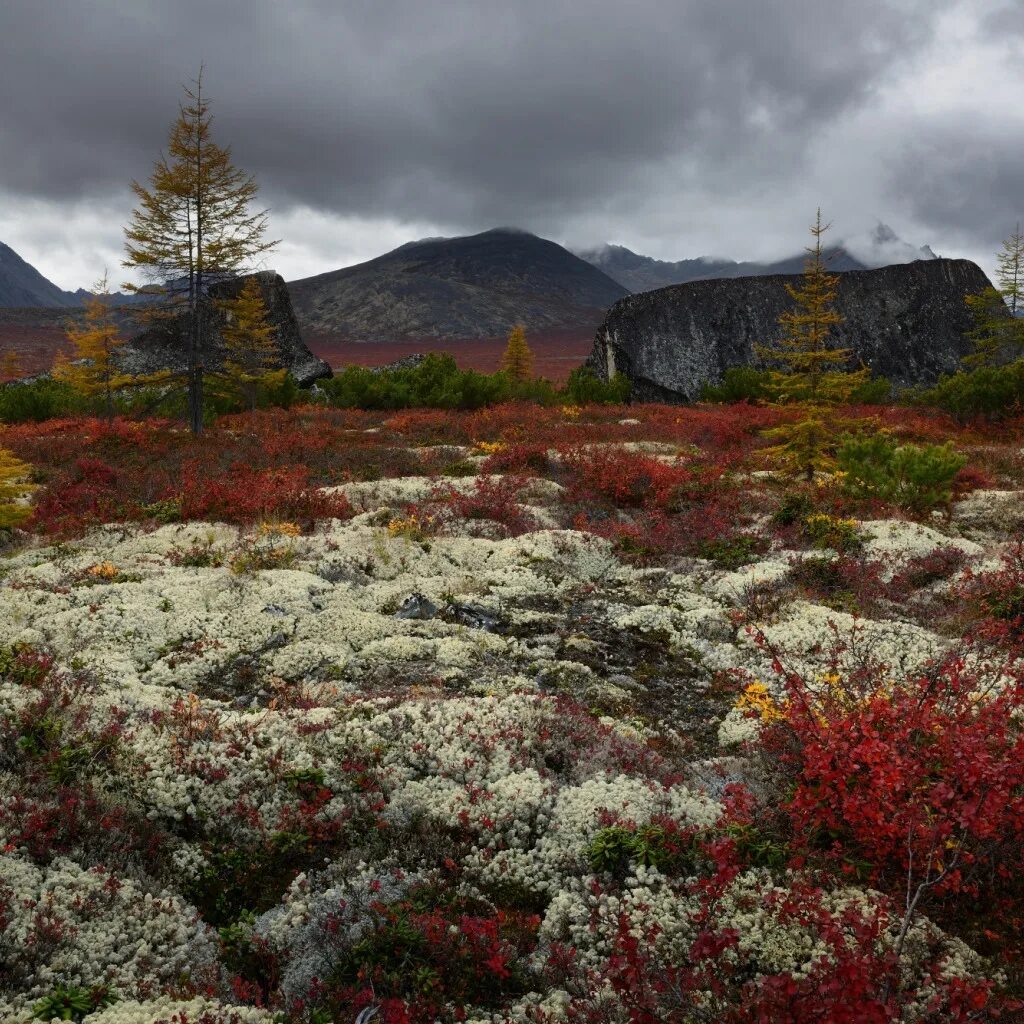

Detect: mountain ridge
[0,241,81,308]
[287,228,630,341]
[575,223,937,293]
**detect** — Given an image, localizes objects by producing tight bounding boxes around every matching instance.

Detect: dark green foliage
[836,433,966,512]
[701,367,891,405]
[562,365,631,404]
[916,359,1024,422]
[587,824,698,879]
[725,823,790,870]
[320,356,631,411]
[320,354,519,410]
[700,367,772,403]
[32,985,117,1022]
[193,832,315,926]
[700,534,769,569]
[790,555,848,597]
[0,378,80,423]
[772,490,815,527]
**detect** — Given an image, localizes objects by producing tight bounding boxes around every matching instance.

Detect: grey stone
[588,258,1002,402]
[394,593,439,620]
[115,271,332,387]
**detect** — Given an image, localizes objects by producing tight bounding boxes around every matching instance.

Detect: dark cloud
[889,125,1024,243]
[5,0,1024,289]
[0,0,956,229]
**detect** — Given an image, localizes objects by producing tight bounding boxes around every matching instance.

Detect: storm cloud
[1,0,1021,288]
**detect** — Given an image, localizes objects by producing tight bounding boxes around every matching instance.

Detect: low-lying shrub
[0,378,80,423]
[701,366,892,405]
[836,433,966,512]
[915,358,1024,422]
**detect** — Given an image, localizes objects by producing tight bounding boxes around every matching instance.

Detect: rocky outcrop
[589,259,1001,402]
[117,272,331,387]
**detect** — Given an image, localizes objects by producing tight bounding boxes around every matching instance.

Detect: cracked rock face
[589,258,1000,401]
[116,271,332,387]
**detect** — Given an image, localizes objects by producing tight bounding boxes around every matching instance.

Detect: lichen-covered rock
[116,272,331,387]
[589,258,1000,401]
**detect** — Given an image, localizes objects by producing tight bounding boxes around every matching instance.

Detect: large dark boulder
[588,258,1001,402]
[117,272,332,387]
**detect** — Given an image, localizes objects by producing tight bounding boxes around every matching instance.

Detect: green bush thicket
[836,433,966,512]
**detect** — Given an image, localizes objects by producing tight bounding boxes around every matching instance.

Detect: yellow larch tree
[209,276,286,409]
[53,276,134,418]
[758,209,870,481]
[501,323,534,383]
[123,68,277,433]
[1,350,21,384]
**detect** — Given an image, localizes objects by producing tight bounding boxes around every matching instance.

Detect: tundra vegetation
[1,379,1024,1024]
[5,71,1024,1018]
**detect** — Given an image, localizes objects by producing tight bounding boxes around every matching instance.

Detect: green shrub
[562,366,631,405]
[32,985,117,1022]
[700,367,890,405]
[320,354,509,410]
[320,354,628,411]
[700,366,772,403]
[915,358,1024,421]
[587,824,697,879]
[836,433,966,512]
[699,534,768,569]
[772,490,815,527]
[0,378,80,423]
[802,513,861,553]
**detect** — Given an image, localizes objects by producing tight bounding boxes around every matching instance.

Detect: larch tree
[53,274,132,418]
[123,67,277,434]
[964,225,1024,368]
[0,350,21,384]
[758,209,870,481]
[209,276,285,410]
[501,323,534,383]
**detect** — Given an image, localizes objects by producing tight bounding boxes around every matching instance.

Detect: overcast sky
[1,0,1022,290]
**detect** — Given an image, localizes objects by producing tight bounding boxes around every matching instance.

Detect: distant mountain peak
[0,241,80,308]
[577,225,938,293]
[288,227,628,341]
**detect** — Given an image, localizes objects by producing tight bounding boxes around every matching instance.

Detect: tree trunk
[189,299,203,434]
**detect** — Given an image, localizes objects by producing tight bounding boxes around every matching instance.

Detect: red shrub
[481,442,552,475]
[753,632,1024,952]
[178,461,351,525]
[418,475,539,537]
[561,446,702,510]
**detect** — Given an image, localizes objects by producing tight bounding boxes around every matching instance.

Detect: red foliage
[416,475,539,537]
[755,635,1024,929]
[560,446,701,510]
[177,461,351,525]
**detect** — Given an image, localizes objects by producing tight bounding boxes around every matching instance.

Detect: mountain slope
[577,243,869,292]
[578,224,936,293]
[288,228,630,341]
[0,242,78,307]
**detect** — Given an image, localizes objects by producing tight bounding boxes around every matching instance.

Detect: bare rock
[589,258,1001,401]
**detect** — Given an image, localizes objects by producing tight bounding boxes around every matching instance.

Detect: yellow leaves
[387,513,434,541]
[0,447,35,529]
[735,681,785,723]
[86,561,119,580]
[756,210,874,481]
[473,440,505,456]
[501,323,534,382]
[57,282,134,417]
[561,404,582,420]
[211,277,283,409]
[259,521,301,538]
